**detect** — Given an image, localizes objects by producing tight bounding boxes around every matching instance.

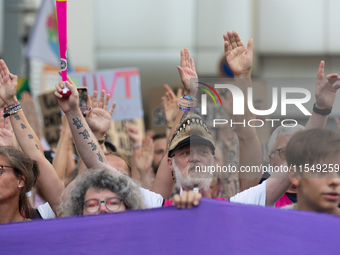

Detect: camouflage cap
[168,113,215,157]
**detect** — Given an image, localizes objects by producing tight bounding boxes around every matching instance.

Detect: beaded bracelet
[179,106,200,113]
[3,104,22,118]
[179,98,197,108]
[182,94,198,102]
[4,101,20,112]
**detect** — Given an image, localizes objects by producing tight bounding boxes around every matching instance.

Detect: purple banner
[1,198,340,254]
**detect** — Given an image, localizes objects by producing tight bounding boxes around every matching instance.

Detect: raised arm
[54,76,118,173]
[133,131,155,190]
[161,84,182,137]
[0,59,64,215]
[126,124,143,180]
[75,90,116,177]
[223,31,262,191]
[305,61,340,129]
[152,48,197,198]
[52,115,72,185]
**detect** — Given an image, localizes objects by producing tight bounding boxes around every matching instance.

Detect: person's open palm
[161,84,182,124]
[223,31,253,76]
[177,48,198,94]
[86,90,116,136]
[0,60,18,105]
[314,61,340,109]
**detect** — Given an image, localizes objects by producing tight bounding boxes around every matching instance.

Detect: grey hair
[267,124,305,154]
[60,168,145,216]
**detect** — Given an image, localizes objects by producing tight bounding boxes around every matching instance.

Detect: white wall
[257,0,326,55]
[67,0,94,70]
[196,0,253,75]
[94,0,254,111]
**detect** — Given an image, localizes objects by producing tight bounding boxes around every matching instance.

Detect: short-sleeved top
[38,181,267,219]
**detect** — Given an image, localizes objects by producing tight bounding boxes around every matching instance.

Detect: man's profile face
[168,143,215,190]
[152,138,167,172]
[270,134,298,193]
[269,134,292,167]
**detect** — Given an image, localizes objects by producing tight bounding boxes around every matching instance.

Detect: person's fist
[173,190,202,209]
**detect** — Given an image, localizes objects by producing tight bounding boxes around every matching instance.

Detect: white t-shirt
[138,187,164,208]
[229,180,266,206]
[37,202,56,219]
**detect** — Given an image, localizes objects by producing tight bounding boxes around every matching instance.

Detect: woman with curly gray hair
[60,168,145,216]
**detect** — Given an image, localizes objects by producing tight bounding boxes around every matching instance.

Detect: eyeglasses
[83,197,123,213]
[0,165,14,176]
[271,147,286,160]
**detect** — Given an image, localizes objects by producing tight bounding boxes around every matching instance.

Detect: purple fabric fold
[1,198,339,254]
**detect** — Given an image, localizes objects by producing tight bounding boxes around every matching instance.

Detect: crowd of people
[0,30,340,225]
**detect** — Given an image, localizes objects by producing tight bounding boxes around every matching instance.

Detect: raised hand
[20,91,32,101]
[86,90,116,137]
[0,110,13,146]
[314,61,340,110]
[126,124,143,144]
[176,48,198,95]
[0,60,18,106]
[161,84,182,125]
[54,72,79,114]
[223,31,253,77]
[134,132,155,174]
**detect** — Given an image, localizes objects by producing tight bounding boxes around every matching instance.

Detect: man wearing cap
[167,113,217,197]
[164,113,272,206]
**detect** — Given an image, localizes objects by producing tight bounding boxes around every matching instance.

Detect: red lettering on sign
[99,70,139,98]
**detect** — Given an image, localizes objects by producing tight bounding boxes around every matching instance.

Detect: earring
[18,186,21,188]
[171,171,176,181]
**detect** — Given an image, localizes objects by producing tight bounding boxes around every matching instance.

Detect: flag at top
[26,0,72,71]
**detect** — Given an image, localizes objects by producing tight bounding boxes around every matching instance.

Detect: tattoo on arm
[233,179,239,194]
[88,140,97,151]
[79,129,90,139]
[14,115,20,120]
[72,118,83,129]
[97,151,103,163]
[35,144,39,150]
[21,124,26,129]
[28,134,33,139]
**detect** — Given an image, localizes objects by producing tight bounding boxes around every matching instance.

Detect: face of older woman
[0,156,23,202]
[82,188,126,215]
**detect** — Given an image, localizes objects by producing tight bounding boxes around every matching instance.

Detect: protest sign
[69,68,143,121]
[38,91,61,148]
[106,118,145,156]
